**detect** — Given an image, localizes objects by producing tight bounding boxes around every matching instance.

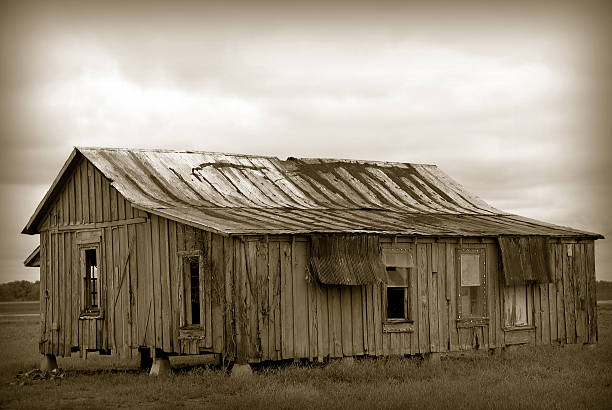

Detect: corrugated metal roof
[22,147,604,238]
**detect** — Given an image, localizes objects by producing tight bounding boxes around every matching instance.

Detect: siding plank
[351,286,364,356]
[563,243,576,344]
[340,286,353,356]
[417,243,429,353]
[293,239,309,359]
[280,240,294,358]
[447,244,458,351]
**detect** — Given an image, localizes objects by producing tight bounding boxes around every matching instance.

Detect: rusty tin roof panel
[22,147,603,238]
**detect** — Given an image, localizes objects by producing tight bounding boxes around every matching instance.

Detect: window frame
[381,247,413,324]
[79,242,104,318]
[503,283,534,330]
[178,250,204,329]
[455,245,488,325]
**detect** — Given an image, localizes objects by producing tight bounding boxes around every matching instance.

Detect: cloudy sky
[1,0,610,283]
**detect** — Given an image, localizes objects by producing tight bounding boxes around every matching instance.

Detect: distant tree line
[0,280,40,301]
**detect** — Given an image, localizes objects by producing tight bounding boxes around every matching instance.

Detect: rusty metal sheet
[310,234,387,285]
[22,147,604,239]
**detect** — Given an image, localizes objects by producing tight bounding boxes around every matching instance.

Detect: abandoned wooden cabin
[23,147,603,372]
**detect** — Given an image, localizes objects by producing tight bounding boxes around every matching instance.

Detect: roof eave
[22,147,81,235]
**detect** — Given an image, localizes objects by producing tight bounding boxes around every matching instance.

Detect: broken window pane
[382,249,413,268]
[460,253,480,286]
[387,287,406,319]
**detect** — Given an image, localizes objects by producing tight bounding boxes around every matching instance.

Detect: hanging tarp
[498,236,552,285]
[310,234,387,285]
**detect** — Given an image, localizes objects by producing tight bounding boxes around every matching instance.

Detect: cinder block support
[231,363,253,377]
[40,354,58,371]
[149,350,171,377]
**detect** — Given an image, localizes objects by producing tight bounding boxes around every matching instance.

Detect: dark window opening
[189,258,200,325]
[84,248,99,312]
[387,287,407,319]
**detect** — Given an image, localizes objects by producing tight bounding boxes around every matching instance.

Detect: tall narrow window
[382,248,413,322]
[181,254,202,327]
[457,247,486,319]
[82,246,101,314]
[189,257,200,325]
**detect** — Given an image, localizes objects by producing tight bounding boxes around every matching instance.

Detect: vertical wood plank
[575,244,587,344]
[94,166,102,222]
[128,223,138,351]
[159,219,171,352]
[555,244,566,344]
[437,243,448,352]
[58,232,65,356]
[256,240,269,360]
[417,243,429,353]
[292,239,309,359]
[268,241,280,359]
[350,286,363,356]
[563,243,576,344]
[64,232,72,355]
[135,216,148,346]
[428,244,439,352]
[534,284,542,345]
[331,287,343,357]
[151,216,162,348]
[372,284,383,356]
[211,234,225,353]
[68,173,76,224]
[585,242,597,343]
[80,160,89,224]
[547,243,558,344]
[237,239,249,363]
[71,232,79,349]
[75,162,82,223]
[365,285,374,355]
[540,282,550,345]
[280,240,294,359]
[224,236,236,359]
[319,283,329,360]
[340,286,353,356]
[447,243,458,351]
[245,241,259,360]
[39,232,47,354]
[87,161,95,222]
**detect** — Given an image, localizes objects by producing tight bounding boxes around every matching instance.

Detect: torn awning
[498,236,552,285]
[310,234,387,285]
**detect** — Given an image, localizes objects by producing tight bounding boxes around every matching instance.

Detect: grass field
[1,307,611,409]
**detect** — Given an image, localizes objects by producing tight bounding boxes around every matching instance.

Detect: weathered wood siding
[37,157,598,360]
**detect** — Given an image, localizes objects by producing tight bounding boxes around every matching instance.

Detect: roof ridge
[75,146,282,160]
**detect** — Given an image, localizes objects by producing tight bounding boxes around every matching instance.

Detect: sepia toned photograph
[1,1,611,408]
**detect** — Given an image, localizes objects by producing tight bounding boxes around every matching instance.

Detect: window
[456,247,486,320]
[80,244,102,316]
[382,248,412,322]
[188,257,200,325]
[503,284,532,328]
[181,254,202,327]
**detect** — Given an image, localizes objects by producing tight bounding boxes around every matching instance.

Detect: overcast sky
[1,0,611,283]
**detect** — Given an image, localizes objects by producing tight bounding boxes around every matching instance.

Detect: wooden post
[40,354,58,371]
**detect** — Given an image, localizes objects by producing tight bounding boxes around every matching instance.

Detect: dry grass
[1,306,611,409]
